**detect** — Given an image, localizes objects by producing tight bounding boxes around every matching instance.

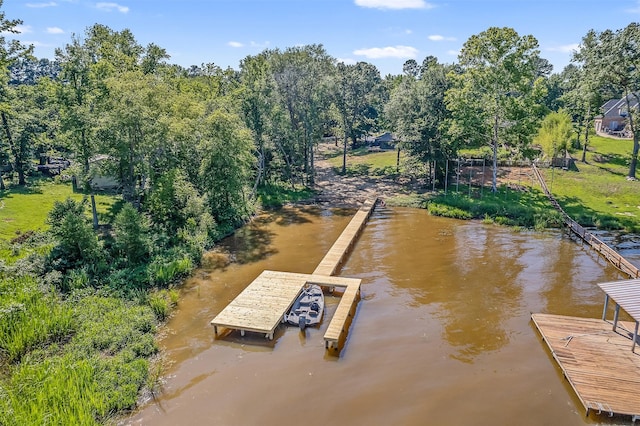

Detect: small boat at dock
[286,285,324,330]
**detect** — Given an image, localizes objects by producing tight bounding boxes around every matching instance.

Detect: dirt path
[311,141,425,207]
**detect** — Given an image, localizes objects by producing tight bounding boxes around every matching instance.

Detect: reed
[0,277,74,364]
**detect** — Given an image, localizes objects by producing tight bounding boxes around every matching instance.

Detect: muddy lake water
[125,206,635,426]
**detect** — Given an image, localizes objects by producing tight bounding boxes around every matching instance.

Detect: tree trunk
[492,113,499,193]
[0,175,4,190]
[396,146,401,173]
[582,104,590,163]
[342,131,347,175]
[91,194,99,230]
[624,90,638,179]
[1,111,25,186]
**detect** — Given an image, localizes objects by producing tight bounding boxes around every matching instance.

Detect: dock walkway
[532,313,640,419]
[211,198,378,350]
[531,163,640,278]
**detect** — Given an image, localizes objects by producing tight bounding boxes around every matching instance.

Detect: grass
[426,186,563,229]
[0,178,121,241]
[326,147,399,177]
[541,136,640,231]
[0,282,158,426]
[257,182,316,208]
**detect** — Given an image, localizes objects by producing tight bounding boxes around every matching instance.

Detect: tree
[47,198,102,273]
[239,52,277,194]
[332,61,382,174]
[534,111,573,160]
[113,203,149,266]
[446,27,545,192]
[560,64,603,163]
[198,110,255,225]
[0,1,33,188]
[269,45,334,186]
[386,58,452,183]
[574,24,640,178]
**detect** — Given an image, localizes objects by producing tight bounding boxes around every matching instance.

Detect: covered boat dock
[532,279,640,420]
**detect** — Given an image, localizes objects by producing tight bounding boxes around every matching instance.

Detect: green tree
[0,1,33,188]
[534,111,573,160]
[47,198,102,273]
[113,203,150,266]
[386,58,453,183]
[446,27,545,192]
[198,110,255,225]
[574,24,640,177]
[332,61,382,174]
[269,45,334,186]
[239,52,278,194]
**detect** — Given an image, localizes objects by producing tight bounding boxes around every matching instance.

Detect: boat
[286,285,324,330]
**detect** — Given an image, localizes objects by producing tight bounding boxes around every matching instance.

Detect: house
[368,132,397,150]
[594,94,639,137]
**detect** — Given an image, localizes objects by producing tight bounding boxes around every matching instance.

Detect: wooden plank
[313,199,376,276]
[532,313,640,418]
[211,198,376,348]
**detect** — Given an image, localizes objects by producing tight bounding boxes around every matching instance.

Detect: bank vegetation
[0,0,639,422]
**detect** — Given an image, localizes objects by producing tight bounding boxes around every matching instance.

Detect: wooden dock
[211,198,378,350]
[313,198,376,276]
[532,163,640,279]
[532,313,640,419]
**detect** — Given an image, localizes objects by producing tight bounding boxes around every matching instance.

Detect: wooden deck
[313,198,376,276]
[531,313,640,419]
[210,270,361,339]
[211,198,377,350]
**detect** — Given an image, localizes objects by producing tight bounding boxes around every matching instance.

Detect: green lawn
[0,179,121,241]
[541,135,640,231]
[326,147,399,176]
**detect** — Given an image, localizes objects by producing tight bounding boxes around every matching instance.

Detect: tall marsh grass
[0,277,74,364]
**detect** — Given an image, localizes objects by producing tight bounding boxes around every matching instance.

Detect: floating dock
[211,198,378,350]
[532,313,640,419]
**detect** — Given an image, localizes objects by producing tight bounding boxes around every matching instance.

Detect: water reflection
[126,206,630,426]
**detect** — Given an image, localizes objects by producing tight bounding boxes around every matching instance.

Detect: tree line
[0,6,638,285]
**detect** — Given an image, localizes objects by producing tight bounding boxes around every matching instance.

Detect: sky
[4,0,640,76]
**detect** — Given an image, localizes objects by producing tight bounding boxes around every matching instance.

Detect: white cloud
[447,49,459,56]
[336,57,357,65]
[250,41,270,49]
[47,27,65,34]
[626,0,640,13]
[428,34,456,42]
[405,29,413,35]
[355,0,434,10]
[23,40,47,47]
[96,2,129,13]
[353,45,418,59]
[228,41,244,48]
[13,25,33,34]
[546,43,579,53]
[26,2,57,7]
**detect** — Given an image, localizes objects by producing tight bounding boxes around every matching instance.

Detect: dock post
[612,304,620,331]
[602,294,609,320]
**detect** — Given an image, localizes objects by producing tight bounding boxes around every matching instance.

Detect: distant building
[594,94,638,137]
[368,132,397,150]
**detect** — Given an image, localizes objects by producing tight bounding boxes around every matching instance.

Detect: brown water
[125,206,631,426]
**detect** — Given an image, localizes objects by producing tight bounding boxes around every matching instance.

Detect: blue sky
[4,0,640,76]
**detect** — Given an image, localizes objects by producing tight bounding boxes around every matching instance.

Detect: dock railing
[532,163,640,279]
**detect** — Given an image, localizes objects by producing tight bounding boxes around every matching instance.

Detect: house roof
[374,132,396,143]
[602,93,639,118]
